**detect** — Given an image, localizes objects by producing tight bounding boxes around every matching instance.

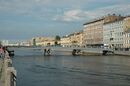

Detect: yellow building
[69,31,83,47]
[60,31,83,47]
[123,16,130,48]
[60,36,71,47]
[31,37,55,46]
[123,16,130,32]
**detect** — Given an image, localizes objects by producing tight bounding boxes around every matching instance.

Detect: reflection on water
[12,48,130,86]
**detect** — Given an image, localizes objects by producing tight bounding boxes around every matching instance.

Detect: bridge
[39,47,114,56]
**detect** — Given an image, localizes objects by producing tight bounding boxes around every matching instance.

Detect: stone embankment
[0,53,16,86]
[114,51,130,56]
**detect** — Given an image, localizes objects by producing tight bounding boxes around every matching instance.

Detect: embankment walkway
[0,54,16,86]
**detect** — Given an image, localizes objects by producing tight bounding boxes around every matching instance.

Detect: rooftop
[104,17,125,25]
[83,18,104,25]
[83,14,124,25]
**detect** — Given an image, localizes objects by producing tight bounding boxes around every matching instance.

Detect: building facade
[103,18,124,48]
[60,36,71,47]
[83,14,123,47]
[103,16,130,48]
[83,19,104,47]
[1,40,9,46]
[31,37,55,46]
[69,31,83,47]
[123,17,130,48]
[124,32,130,48]
[60,31,83,47]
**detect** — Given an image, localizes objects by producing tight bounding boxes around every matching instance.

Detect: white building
[103,18,124,48]
[1,40,9,46]
[19,41,31,46]
[83,14,121,47]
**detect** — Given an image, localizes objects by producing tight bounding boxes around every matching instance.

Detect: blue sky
[0,0,130,40]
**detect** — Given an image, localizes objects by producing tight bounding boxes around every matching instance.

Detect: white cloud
[53,4,130,22]
[0,0,130,22]
[61,10,83,21]
[53,10,90,22]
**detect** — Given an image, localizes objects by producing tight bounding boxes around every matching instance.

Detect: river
[12,47,130,86]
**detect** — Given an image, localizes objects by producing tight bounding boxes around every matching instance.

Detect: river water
[12,48,130,86]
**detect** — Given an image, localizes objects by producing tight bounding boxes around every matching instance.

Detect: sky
[0,0,130,40]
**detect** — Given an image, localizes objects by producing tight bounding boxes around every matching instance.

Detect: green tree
[55,35,61,46]
[32,38,36,46]
[55,35,61,41]
[0,41,2,46]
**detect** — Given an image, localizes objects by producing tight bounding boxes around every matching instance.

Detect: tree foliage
[55,35,61,46]
[55,35,61,41]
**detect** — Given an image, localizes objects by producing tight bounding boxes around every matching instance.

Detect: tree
[0,41,2,46]
[55,35,61,41]
[55,35,61,46]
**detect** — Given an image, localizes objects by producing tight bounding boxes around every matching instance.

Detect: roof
[83,18,104,25]
[83,14,126,25]
[104,17,125,25]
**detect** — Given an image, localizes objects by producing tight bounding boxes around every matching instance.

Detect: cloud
[53,4,130,22]
[0,0,130,22]
[53,10,85,22]
[0,0,130,40]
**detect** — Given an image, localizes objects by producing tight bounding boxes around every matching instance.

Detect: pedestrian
[0,46,4,58]
[44,49,47,56]
[2,46,10,59]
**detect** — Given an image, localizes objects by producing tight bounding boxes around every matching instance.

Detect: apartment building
[103,18,124,48]
[60,36,71,47]
[69,31,83,47]
[31,37,55,46]
[83,14,121,47]
[103,16,130,48]
[123,17,130,48]
[60,31,83,47]
[83,18,104,47]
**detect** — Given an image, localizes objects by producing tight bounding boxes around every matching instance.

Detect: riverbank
[0,58,4,86]
[0,54,16,86]
[114,51,130,56]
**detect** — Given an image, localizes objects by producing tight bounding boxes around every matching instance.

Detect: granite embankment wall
[0,53,16,86]
[114,51,130,56]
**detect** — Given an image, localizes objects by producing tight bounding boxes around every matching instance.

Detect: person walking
[0,46,4,58]
[2,46,10,59]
